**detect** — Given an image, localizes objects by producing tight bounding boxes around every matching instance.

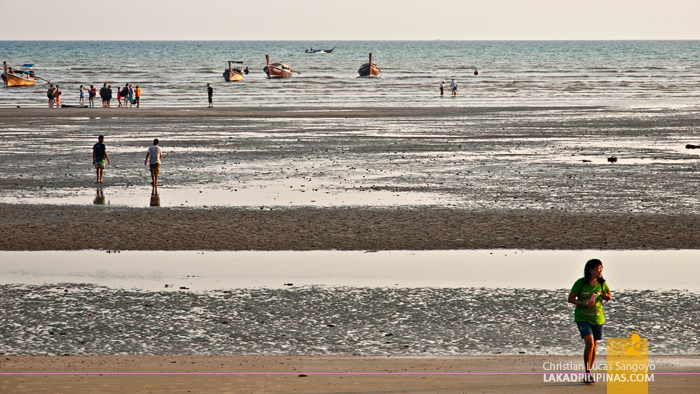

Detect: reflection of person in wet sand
[92,135,111,183]
[144,138,162,186]
[93,188,106,205]
[150,186,160,207]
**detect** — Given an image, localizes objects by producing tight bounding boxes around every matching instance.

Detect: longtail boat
[223,61,244,82]
[358,53,380,77]
[263,55,293,78]
[304,46,336,54]
[2,61,37,87]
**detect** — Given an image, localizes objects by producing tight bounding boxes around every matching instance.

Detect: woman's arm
[568,291,585,306]
[601,291,612,301]
[569,290,594,307]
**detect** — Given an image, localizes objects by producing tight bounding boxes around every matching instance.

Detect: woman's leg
[583,335,597,382]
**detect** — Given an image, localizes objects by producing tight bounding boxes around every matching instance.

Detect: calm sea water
[1,40,699,108]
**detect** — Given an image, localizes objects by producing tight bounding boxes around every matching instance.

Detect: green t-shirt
[572,278,610,326]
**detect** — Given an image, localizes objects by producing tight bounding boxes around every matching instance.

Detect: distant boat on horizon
[304,46,336,54]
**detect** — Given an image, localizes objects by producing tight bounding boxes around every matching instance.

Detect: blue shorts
[576,321,603,341]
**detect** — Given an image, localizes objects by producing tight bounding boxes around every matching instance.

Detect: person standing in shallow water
[92,135,111,183]
[88,85,96,108]
[47,85,55,108]
[100,83,107,107]
[568,259,612,384]
[79,85,86,106]
[145,138,162,186]
[451,78,457,96]
[134,85,141,108]
[55,85,62,107]
[440,80,445,96]
[207,83,213,108]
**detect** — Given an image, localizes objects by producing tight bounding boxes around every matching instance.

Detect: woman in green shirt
[568,259,612,383]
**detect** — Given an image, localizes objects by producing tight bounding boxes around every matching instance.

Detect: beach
[2,106,700,250]
[2,105,700,392]
[2,355,699,393]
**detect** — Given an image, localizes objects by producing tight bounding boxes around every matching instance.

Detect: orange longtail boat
[2,61,37,87]
[263,55,293,78]
[358,53,380,77]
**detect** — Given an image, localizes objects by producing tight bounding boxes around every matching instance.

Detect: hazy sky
[2,0,699,41]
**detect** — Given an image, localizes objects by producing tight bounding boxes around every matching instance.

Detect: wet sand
[2,204,700,250]
[1,355,698,393]
[2,106,700,392]
[2,105,700,250]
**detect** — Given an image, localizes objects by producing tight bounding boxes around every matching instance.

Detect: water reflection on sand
[1,249,698,291]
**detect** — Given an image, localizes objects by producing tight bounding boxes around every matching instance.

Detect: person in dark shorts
[47,85,56,108]
[99,83,107,107]
[144,138,162,186]
[568,259,612,384]
[92,135,111,183]
[106,85,113,107]
[207,83,213,108]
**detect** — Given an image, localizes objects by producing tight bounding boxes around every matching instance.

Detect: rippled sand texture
[1,284,698,356]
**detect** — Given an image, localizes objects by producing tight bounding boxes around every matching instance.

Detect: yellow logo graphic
[607,332,650,394]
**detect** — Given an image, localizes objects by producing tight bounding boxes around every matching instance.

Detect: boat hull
[223,70,244,82]
[2,71,36,87]
[263,65,292,78]
[358,63,380,77]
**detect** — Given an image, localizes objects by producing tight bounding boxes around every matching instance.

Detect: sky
[2,0,699,41]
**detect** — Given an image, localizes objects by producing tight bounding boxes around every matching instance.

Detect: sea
[1,40,699,108]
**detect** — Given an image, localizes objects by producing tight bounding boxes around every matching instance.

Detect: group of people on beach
[440,79,459,97]
[92,135,161,186]
[50,83,141,108]
[46,84,62,108]
[93,83,141,108]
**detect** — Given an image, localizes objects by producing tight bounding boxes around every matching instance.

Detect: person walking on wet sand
[92,135,111,183]
[207,83,213,108]
[451,78,457,96]
[145,138,162,186]
[568,259,612,384]
[440,80,445,96]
